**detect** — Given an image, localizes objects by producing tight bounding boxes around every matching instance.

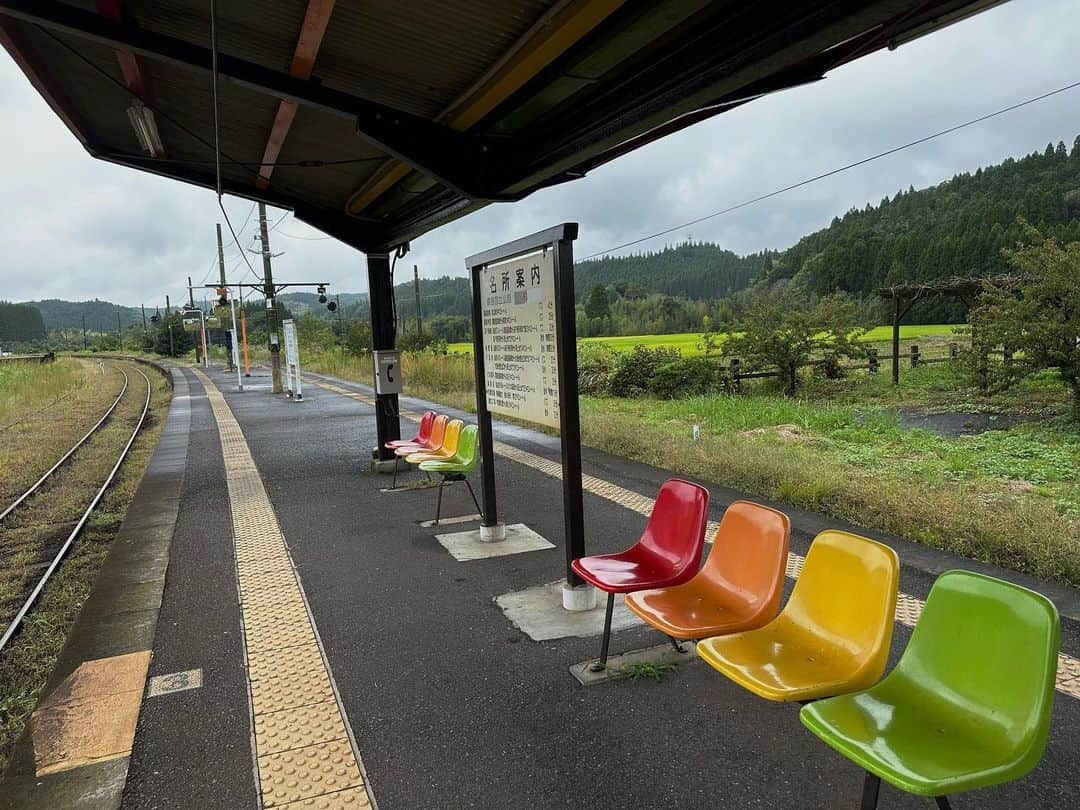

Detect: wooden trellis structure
[876,275,1018,384]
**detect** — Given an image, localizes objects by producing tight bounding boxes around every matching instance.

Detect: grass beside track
[0,359,171,774]
[306,348,1078,587]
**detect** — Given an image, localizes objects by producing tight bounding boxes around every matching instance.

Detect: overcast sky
[2,0,1078,307]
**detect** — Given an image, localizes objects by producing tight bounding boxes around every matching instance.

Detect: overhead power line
[274,229,333,241]
[582,77,1080,261]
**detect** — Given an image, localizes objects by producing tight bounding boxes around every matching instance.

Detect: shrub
[647,357,727,399]
[577,342,620,395]
[608,345,681,397]
[724,286,865,394]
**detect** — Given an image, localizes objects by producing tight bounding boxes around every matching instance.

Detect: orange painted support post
[240,306,250,377]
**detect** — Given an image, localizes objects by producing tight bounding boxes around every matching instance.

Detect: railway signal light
[327,300,338,312]
[317,284,327,304]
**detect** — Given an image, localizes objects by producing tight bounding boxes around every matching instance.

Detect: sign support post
[229,293,244,392]
[466,224,587,590]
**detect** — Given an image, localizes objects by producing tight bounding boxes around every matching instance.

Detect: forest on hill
[0,302,46,344]
[770,137,1080,321]
[572,243,774,300]
[23,299,142,331]
[392,134,1080,333]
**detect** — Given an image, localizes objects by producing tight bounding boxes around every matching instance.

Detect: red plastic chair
[388,412,441,488]
[385,410,435,451]
[571,479,710,671]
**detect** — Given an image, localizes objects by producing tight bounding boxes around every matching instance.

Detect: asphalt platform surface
[122,366,1080,809]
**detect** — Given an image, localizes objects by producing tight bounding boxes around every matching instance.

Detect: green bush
[577,342,620,395]
[647,356,727,399]
[609,345,681,397]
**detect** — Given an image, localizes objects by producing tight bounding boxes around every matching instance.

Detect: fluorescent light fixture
[126,102,164,156]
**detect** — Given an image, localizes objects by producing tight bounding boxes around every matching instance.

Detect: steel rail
[0,365,130,524]
[0,367,152,653]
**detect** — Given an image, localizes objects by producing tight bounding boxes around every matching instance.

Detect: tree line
[0,302,46,345]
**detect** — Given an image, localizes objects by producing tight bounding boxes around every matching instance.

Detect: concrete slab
[495,580,644,641]
[436,522,555,562]
[570,641,698,686]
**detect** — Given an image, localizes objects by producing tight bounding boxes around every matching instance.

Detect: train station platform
[6,363,1079,809]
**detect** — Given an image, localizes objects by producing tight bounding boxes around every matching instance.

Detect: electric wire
[208,0,257,282]
[274,229,333,241]
[582,77,1080,260]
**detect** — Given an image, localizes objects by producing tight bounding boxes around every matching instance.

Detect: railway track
[0,361,153,652]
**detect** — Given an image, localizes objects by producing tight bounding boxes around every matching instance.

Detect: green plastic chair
[800,570,1060,810]
[419,424,481,525]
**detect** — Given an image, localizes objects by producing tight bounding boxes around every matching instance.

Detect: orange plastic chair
[697,530,899,702]
[406,419,462,464]
[625,501,790,646]
[396,414,447,459]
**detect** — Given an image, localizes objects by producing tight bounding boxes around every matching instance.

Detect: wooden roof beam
[344,0,625,217]
[96,1,163,156]
[257,0,336,189]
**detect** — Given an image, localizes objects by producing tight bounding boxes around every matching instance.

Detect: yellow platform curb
[193,369,374,810]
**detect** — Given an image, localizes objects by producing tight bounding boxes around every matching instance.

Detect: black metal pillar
[552,235,585,587]
[366,251,400,459]
[469,267,498,527]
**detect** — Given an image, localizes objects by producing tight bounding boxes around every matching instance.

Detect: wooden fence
[720,342,1009,392]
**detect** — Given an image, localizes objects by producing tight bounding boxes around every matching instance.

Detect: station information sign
[478,247,559,428]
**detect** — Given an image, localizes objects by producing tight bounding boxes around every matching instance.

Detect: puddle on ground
[897,409,1033,437]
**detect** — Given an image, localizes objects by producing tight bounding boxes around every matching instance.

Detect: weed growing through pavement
[621,662,677,683]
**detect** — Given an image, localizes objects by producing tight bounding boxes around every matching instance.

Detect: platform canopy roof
[1,0,1007,252]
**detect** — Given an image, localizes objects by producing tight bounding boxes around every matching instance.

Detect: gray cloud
[1,0,1078,305]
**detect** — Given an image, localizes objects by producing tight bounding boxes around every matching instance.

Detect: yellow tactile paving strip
[193,369,374,810]
[308,374,1080,701]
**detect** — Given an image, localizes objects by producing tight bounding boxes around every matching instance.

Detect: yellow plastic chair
[696,530,899,702]
[406,419,462,465]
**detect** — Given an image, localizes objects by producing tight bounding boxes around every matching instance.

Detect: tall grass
[587,401,1075,587]
[0,361,83,426]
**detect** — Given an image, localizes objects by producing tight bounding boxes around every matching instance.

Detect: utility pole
[217,223,234,371]
[117,312,122,351]
[141,304,148,337]
[258,203,284,393]
[168,323,175,357]
[336,294,344,343]
[165,295,171,316]
[81,315,87,351]
[413,265,423,336]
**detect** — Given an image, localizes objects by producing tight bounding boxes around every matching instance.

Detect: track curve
[0,364,153,652]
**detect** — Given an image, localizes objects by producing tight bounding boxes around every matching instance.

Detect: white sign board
[478,247,559,428]
[283,319,302,400]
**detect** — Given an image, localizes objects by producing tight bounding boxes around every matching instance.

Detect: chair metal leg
[934,797,952,810]
[668,635,687,654]
[391,457,400,488]
[860,772,881,810]
[589,592,616,672]
[434,479,446,525]
[464,478,482,517]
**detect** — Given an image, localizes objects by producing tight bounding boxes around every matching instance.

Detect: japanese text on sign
[479,247,559,428]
